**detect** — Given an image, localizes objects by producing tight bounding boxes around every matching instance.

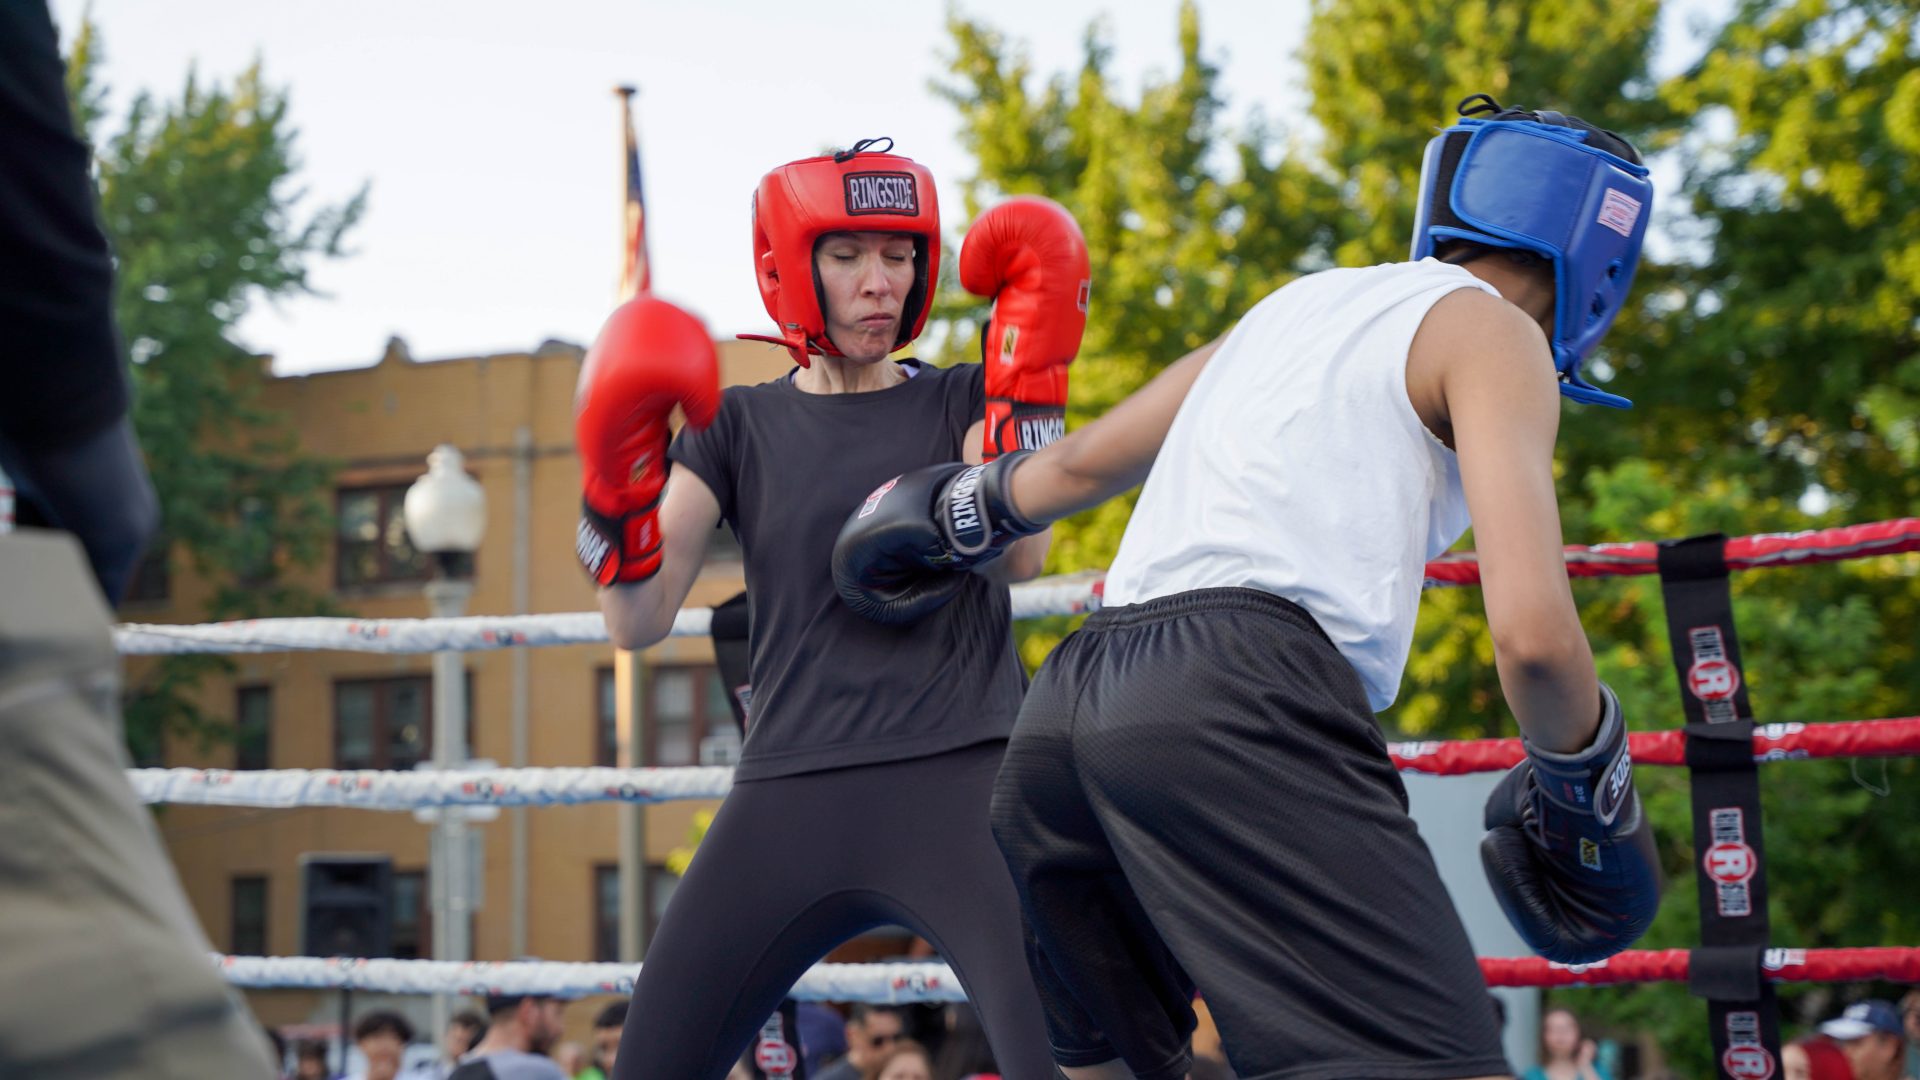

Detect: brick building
[124,334,791,1047]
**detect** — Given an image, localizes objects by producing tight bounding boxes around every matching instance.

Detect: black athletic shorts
[990,587,1510,1080]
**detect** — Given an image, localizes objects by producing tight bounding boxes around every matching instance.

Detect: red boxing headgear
[743,138,940,367]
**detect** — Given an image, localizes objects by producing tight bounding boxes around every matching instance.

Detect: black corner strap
[1690,945,1766,1002]
[1685,720,1758,772]
[1656,533,1731,582]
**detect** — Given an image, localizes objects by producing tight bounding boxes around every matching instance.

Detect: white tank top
[1102,259,1498,711]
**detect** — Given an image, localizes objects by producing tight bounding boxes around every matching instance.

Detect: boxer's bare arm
[1007,334,1226,523]
[960,417,1053,582]
[1416,288,1601,752]
[598,466,722,650]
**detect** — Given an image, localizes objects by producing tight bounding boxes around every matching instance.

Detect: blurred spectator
[863,1038,933,1080]
[1785,1035,1855,1080]
[293,1040,333,1080]
[933,1005,996,1080]
[447,990,570,1080]
[815,1005,906,1080]
[411,1010,489,1079]
[1821,1000,1908,1080]
[552,1042,586,1078]
[797,1001,850,1076]
[1522,1007,1613,1080]
[573,1001,626,1080]
[344,1010,416,1080]
[1901,990,1920,1080]
[265,1026,290,1078]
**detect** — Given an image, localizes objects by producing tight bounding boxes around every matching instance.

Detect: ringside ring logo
[755,1040,794,1075]
[1704,840,1757,885]
[1722,1045,1775,1079]
[1687,657,1741,702]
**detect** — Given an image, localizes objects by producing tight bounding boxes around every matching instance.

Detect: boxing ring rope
[129,716,1920,809]
[115,519,1920,656]
[110,516,1918,1005]
[204,947,1920,1003]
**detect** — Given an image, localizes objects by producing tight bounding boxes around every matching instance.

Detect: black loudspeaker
[301,855,394,958]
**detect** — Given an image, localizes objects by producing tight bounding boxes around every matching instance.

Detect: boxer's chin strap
[736,331,830,369]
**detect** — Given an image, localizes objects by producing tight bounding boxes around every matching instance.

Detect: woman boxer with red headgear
[574,139,1088,1080]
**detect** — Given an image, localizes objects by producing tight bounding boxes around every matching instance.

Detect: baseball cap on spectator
[1820,1001,1903,1041]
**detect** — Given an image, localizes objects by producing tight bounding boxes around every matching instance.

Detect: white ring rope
[133,765,734,809]
[116,573,1106,655]
[213,955,966,1004]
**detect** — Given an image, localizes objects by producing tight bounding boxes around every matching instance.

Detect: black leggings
[612,740,1052,1080]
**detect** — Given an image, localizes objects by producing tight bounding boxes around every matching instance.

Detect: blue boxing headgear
[1411,94,1652,409]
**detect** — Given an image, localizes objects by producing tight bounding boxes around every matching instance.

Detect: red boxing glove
[574,295,721,586]
[959,196,1091,460]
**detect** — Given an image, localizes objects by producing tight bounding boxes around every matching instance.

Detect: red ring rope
[1479,947,1920,987]
[1388,717,1920,775]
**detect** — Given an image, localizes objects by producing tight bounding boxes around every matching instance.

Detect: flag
[616,86,651,299]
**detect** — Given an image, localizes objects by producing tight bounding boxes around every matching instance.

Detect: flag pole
[611,83,655,966]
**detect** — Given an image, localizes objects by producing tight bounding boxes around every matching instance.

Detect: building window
[392,869,426,960]
[231,875,268,955]
[592,864,681,959]
[235,496,276,586]
[646,665,733,767]
[122,537,170,605]
[598,666,740,768]
[336,485,427,588]
[594,864,620,962]
[335,676,430,770]
[235,685,271,770]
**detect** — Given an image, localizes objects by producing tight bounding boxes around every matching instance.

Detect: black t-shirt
[668,360,1026,781]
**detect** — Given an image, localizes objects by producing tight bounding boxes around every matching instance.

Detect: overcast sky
[50,1,1711,375]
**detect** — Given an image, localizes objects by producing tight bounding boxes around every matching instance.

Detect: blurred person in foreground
[1822,1001,1908,1080]
[0,4,273,1078]
[1521,1007,1611,1080]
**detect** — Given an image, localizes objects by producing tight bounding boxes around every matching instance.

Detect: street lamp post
[403,445,485,1038]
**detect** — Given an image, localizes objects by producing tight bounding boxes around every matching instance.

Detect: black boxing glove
[832,451,1043,625]
[1481,682,1663,964]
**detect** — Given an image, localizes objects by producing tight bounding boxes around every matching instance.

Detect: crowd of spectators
[266,987,1920,1079]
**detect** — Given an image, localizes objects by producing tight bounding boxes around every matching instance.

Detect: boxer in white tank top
[830,95,1665,1080]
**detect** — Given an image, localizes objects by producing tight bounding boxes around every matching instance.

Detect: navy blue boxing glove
[1481,682,1662,964]
[833,451,1043,625]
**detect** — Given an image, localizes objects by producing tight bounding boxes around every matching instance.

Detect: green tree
[934,2,1339,664]
[937,1,1920,1073]
[1564,0,1920,1067]
[66,23,365,760]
